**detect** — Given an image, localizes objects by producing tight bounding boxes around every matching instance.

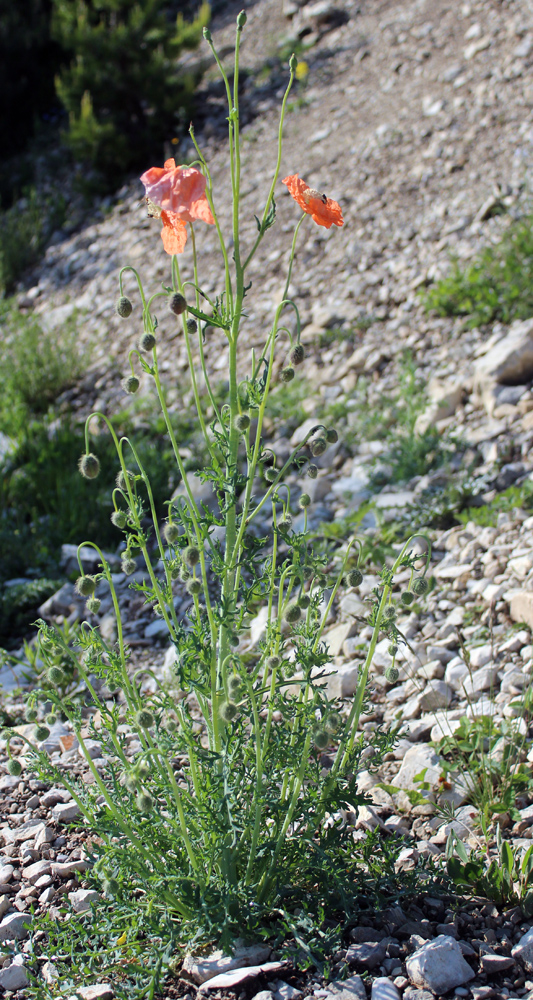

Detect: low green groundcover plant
[5,14,437,983]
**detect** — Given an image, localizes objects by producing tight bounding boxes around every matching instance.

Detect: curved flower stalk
[19,11,434,954]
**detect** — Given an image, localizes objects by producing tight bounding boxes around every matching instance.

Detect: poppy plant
[140,158,214,254]
[282,174,344,229]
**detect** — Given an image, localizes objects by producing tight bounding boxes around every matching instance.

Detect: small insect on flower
[78,453,100,480]
[116,296,133,318]
[282,174,344,229]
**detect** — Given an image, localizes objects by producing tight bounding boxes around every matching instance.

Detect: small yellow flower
[295,60,309,81]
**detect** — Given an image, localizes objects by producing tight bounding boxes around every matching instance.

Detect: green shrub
[0,188,66,295]
[424,214,533,326]
[52,0,210,184]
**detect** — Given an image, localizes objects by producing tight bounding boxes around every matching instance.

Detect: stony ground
[4,0,533,995]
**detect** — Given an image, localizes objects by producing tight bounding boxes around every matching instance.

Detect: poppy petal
[160,211,187,254]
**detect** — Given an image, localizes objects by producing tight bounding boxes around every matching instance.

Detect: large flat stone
[406,935,475,993]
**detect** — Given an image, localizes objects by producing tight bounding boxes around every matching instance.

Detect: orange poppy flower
[282,174,344,229]
[140,158,214,255]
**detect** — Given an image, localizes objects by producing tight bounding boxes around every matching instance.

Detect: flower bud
[170,565,181,580]
[299,493,311,508]
[46,713,57,726]
[219,701,239,722]
[111,510,127,529]
[278,514,293,532]
[313,728,329,751]
[139,332,156,352]
[186,578,202,596]
[382,606,396,622]
[75,575,96,597]
[78,453,100,480]
[166,719,177,733]
[7,758,22,776]
[298,594,310,609]
[388,643,398,656]
[284,602,302,624]
[412,576,429,596]
[35,725,50,741]
[169,292,187,315]
[121,557,136,576]
[183,545,200,566]
[237,9,247,27]
[135,709,154,729]
[234,413,250,433]
[86,596,101,614]
[229,633,240,648]
[121,375,139,394]
[180,565,191,582]
[289,53,298,73]
[266,655,280,669]
[265,467,277,482]
[102,878,120,896]
[25,707,38,722]
[346,568,363,588]
[311,436,327,457]
[116,469,135,491]
[401,590,415,606]
[116,296,133,318]
[302,565,313,580]
[325,428,338,444]
[280,366,295,382]
[307,464,318,479]
[289,344,305,366]
[187,317,197,333]
[136,792,153,813]
[325,711,342,734]
[164,523,180,545]
[47,666,65,686]
[203,26,212,41]
[385,665,399,683]
[125,772,140,793]
[228,674,243,694]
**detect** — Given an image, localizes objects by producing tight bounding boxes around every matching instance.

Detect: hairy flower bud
[385,665,399,683]
[25,707,38,722]
[266,655,280,669]
[280,366,295,383]
[125,772,140,793]
[219,701,239,722]
[116,469,136,491]
[326,428,339,444]
[139,332,156,352]
[169,292,187,316]
[35,725,50,742]
[298,594,310,609]
[111,510,127,529]
[289,52,298,73]
[325,711,342,734]
[311,436,327,457]
[299,493,311,508]
[46,713,57,726]
[313,728,329,751]
[121,375,139,394]
[382,605,396,622]
[229,633,240,648]
[183,545,200,566]
[302,565,313,580]
[278,514,293,532]
[75,575,96,597]
[284,602,302,624]
[86,596,101,614]
[166,719,177,733]
[265,467,277,482]
[102,878,120,896]
[289,343,305,366]
[180,565,191,582]
[136,709,154,729]
[164,523,180,545]
[170,565,181,581]
[7,759,22,776]
[234,413,251,433]
[401,590,415,606]
[228,675,243,696]
[412,576,429,596]
[78,453,100,480]
[346,568,363,588]
[47,666,65,686]
[186,578,202,597]
[388,643,398,656]
[136,792,154,813]
[307,464,318,479]
[116,296,133,318]
[121,557,136,576]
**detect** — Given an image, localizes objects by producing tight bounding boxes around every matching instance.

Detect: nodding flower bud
[166,719,177,733]
[265,467,277,482]
[7,758,22,776]
[382,605,396,622]
[290,343,305,366]
[326,428,339,444]
[289,52,298,73]
[298,594,310,609]
[180,565,191,582]
[164,523,180,545]
[25,707,38,722]
[78,453,100,480]
[203,26,212,41]
[47,666,65,686]
[116,469,136,492]
[121,375,139,394]
[388,643,398,656]
[346,568,363,588]
[234,413,251,433]
[135,709,154,729]
[125,772,140,793]
[280,366,295,382]
[136,792,153,813]
[302,565,313,580]
[35,725,50,742]
[307,464,318,479]
[219,701,239,722]
[401,590,415,606]
[313,728,329,751]
[187,317,197,333]
[183,545,200,567]
[75,575,96,597]
[237,9,247,27]
[116,296,133,318]
[266,655,280,669]
[102,878,120,896]
[170,565,181,580]
[111,510,127,529]
[412,576,429,596]
[284,602,302,624]
[228,675,243,696]
[299,493,311,508]
[325,711,342,734]
[139,332,156,352]
[46,713,57,726]
[229,633,240,648]
[186,578,202,597]
[86,596,101,614]
[277,514,293,532]
[169,292,187,315]
[385,665,399,683]
[121,557,137,576]
[311,436,327,457]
